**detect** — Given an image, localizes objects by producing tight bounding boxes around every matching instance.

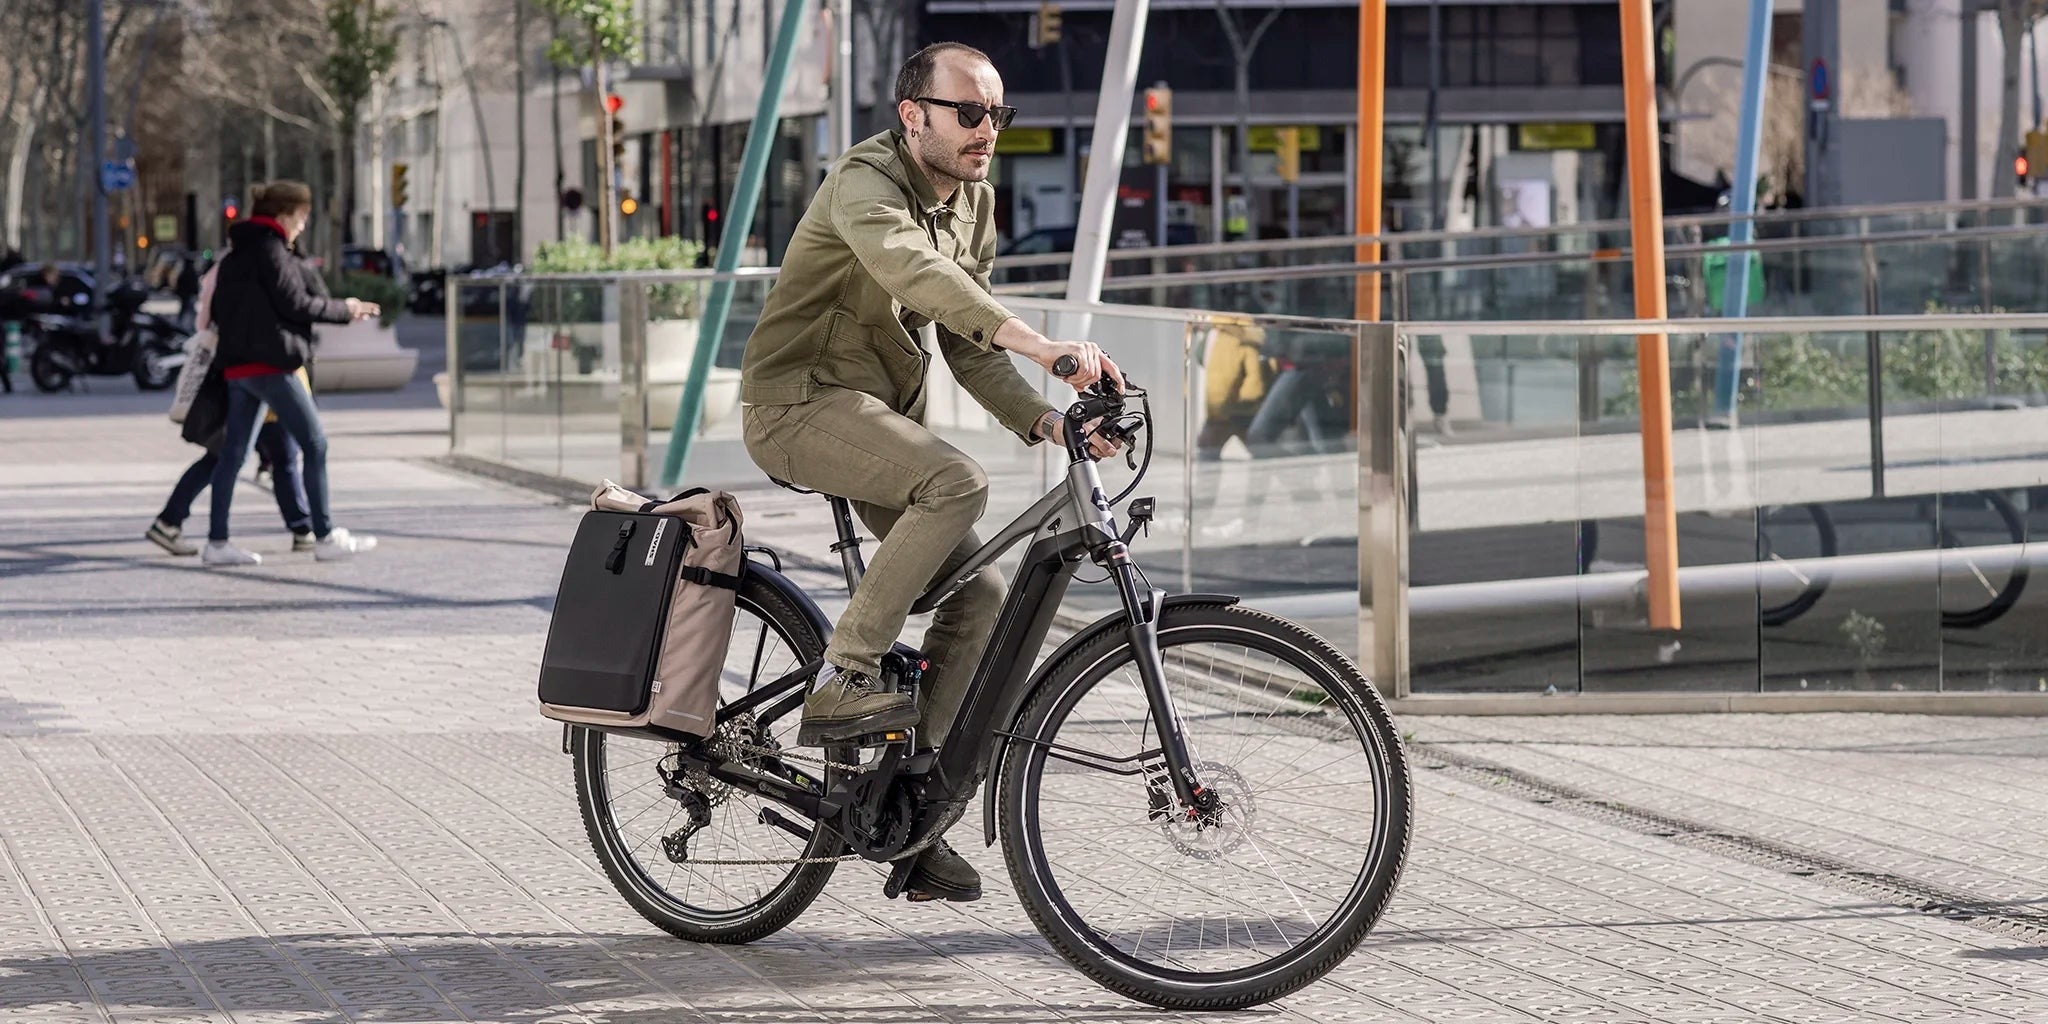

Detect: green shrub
[529,236,706,322]
[324,271,405,328]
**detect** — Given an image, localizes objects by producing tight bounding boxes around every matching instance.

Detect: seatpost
[827,496,867,591]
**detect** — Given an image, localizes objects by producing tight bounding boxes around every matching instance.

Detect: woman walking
[200,180,380,566]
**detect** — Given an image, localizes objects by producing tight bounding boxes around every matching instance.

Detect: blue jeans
[161,422,308,532]
[209,373,329,542]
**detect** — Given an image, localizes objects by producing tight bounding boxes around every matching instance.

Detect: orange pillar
[1618,0,1681,631]
[1354,0,1385,321]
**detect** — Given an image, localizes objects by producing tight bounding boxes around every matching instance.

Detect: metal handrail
[993,221,2048,295]
[987,194,2048,270]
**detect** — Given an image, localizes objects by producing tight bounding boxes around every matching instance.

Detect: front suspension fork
[1101,539,1208,811]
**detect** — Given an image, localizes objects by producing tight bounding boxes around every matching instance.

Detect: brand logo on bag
[650,679,663,694]
[645,520,667,566]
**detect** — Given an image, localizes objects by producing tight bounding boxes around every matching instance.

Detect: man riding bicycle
[739,42,1122,902]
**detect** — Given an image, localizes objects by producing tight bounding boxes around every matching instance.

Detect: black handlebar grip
[1052,354,1079,378]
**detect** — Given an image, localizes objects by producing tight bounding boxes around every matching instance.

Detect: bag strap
[604,520,636,573]
[679,565,743,591]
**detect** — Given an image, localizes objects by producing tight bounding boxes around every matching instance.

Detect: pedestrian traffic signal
[222,197,238,221]
[1032,1,1062,48]
[391,163,410,209]
[1142,85,1172,165]
[701,202,722,246]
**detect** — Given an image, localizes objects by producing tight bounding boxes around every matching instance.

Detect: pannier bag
[538,480,745,739]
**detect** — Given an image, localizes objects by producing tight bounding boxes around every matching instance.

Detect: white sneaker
[201,541,262,566]
[314,527,378,561]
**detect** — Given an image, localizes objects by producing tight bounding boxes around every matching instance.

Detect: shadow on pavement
[0,930,1213,1022]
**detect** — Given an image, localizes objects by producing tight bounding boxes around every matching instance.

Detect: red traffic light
[223,204,238,220]
[1145,93,1161,112]
[604,93,624,114]
[706,207,718,222]
[2017,153,2031,180]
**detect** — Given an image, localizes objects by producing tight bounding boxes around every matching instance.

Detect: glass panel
[1405,331,1580,694]
[1577,333,1759,692]
[1179,316,1360,661]
[642,277,760,488]
[1931,324,2048,691]
[449,280,507,466]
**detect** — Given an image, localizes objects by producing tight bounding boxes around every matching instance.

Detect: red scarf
[248,216,289,241]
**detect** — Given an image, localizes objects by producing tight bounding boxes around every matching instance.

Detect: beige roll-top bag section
[538,480,746,739]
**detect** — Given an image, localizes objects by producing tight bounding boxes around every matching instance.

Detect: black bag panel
[538,510,691,714]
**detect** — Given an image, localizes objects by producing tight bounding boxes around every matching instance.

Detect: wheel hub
[1154,762,1255,860]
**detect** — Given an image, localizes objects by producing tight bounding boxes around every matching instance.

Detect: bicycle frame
[701,404,1214,849]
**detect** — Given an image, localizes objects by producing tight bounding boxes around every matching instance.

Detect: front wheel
[1000,603,1411,1010]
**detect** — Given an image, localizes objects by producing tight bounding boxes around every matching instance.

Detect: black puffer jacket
[211,219,351,373]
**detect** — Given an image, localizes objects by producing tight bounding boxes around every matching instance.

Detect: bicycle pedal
[882,856,918,900]
[848,729,913,747]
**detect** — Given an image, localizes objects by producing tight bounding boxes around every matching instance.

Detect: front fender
[979,593,1239,846]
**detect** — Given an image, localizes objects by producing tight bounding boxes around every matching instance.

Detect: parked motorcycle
[25,278,188,393]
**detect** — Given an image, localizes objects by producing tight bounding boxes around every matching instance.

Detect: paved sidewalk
[2,362,2045,1023]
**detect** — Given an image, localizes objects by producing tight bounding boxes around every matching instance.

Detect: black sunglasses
[916,97,1017,131]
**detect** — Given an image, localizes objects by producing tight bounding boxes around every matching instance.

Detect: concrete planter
[314,319,418,392]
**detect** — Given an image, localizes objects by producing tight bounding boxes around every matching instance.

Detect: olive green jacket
[739,130,1056,442]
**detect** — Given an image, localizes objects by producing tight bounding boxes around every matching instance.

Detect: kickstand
[882,857,917,900]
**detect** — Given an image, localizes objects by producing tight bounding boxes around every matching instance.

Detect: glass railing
[444,273,2048,703]
[1402,317,2048,696]
[988,196,2048,288]
[1056,226,2048,325]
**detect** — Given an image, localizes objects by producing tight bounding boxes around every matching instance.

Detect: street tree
[535,0,638,254]
[323,0,399,266]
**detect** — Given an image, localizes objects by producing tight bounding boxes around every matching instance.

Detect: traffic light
[606,93,626,166]
[701,202,722,246]
[1142,84,1172,166]
[1032,1,1062,48]
[2017,149,2031,189]
[222,196,238,222]
[1275,126,1301,184]
[391,163,409,209]
[561,187,584,213]
[620,195,639,217]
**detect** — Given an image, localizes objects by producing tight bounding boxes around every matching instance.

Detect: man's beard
[922,133,992,184]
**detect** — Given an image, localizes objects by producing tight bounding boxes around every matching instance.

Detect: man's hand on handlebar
[1041,342,1123,394]
[1047,414,1123,460]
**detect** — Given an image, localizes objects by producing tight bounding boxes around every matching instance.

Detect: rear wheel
[1000,603,1411,1010]
[29,342,70,393]
[573,570,841,944]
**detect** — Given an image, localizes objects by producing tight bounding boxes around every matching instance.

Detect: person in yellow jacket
[1196,319,1268,461]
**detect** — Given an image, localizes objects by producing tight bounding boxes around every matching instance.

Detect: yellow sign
[996,127,1056,155]
[152,214,178,241]
[1249,125,1322,153]
[1517,122,1597,151]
